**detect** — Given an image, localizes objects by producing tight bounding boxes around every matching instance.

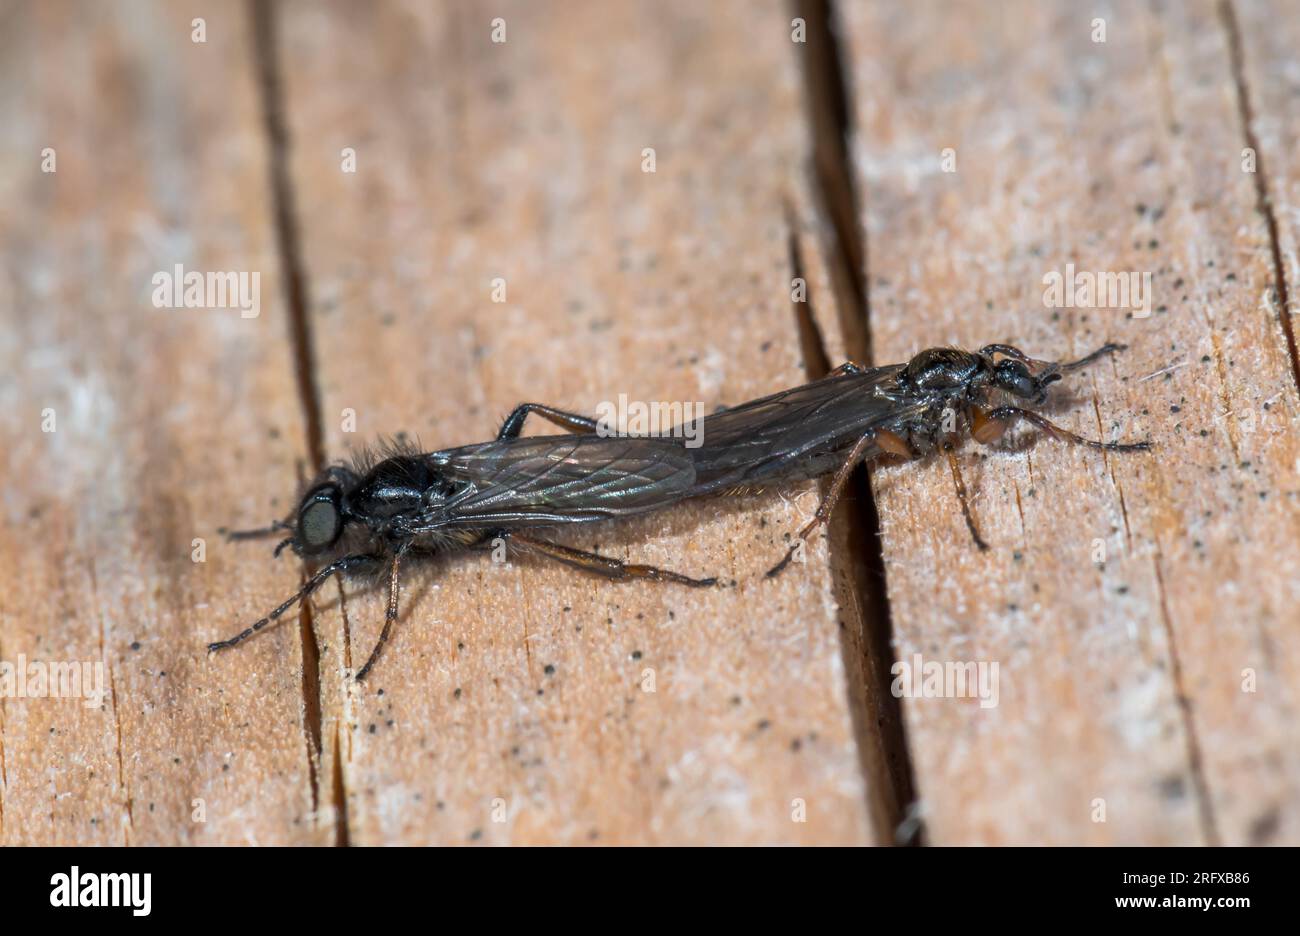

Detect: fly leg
[825,360,868,377]
[973,406,1152,452]
[1058,342,1127,372]
[765,428,880,578]
[219,520,295,558]
[497,404,601,440]
[944,444,989,551]
[220,519,290,540]
[979,342,1126,372]
[208,552,382,652]
[505,531,717,587]
[356,544,409,682]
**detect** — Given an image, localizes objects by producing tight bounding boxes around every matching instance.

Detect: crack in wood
[252,0,326,475]
[331,722,350,847]
[0,653,6,841]
[788,217,905,841]
[108,664,132,846]
[1090,393,1135,552]
[793,0,921,843]
[1152,545,1222,846]
[298,594,323,815]
[90,555,133,844]
[1220,0,1300,401]
[798,0,873,364]
[1207,329,1243,463]
[250,0,348,846]
[1012,479,1027,543]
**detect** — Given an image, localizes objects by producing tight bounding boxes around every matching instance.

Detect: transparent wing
[403,365,922,534]
[689,365,924,490]
[406,434,698,531]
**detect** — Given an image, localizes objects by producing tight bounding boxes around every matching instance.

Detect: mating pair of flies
[211,342,1151,681]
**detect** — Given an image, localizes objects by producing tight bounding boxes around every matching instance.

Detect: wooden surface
[841,0,1300,844]
[273,0,879,846]
[0,0,1296,845]
[1,0,323,844]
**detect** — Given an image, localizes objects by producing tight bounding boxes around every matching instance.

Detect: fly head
[974,344,1064,406]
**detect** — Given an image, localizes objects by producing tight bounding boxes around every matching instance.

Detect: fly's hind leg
[765,428,886,578]
[506,531,717,587]
[497,404,601,440]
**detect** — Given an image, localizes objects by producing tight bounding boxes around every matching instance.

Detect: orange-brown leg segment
[356,545,408,682]
[970,407,1008,446]
[766,429,878,578]
[874,428,914,458]
[945,445,989,551]
[508,532,717,587]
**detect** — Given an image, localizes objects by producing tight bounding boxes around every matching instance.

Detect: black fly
[210,342,1149,680]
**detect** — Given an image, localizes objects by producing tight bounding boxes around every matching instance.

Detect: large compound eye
[995,359,1038,398]
[298,487,342,549]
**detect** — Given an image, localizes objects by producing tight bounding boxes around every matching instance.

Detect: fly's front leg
[977,342,1126,372]
[208,552,383,652]
[1057,342,1127,372]
[219,519,290,541]
[219,520,295,558]
[506,531,717,587]
[765,428,882,578]
[972,406,1152,452]
[497,403,601,440]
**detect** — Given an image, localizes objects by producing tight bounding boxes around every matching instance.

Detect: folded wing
[407,434,698,531]
[689,365,921,490]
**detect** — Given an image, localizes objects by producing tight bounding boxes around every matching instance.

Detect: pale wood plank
[839,0,1300,844]
[0,0,325,844]
[270,0,881,844]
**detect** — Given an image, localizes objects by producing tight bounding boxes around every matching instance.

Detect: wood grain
[0,0,325,844]
[270,0,879,844]
[838,0,1300,844]
[4,0,1297,847]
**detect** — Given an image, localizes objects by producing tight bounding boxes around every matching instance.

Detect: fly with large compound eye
[209,342,1152,683]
